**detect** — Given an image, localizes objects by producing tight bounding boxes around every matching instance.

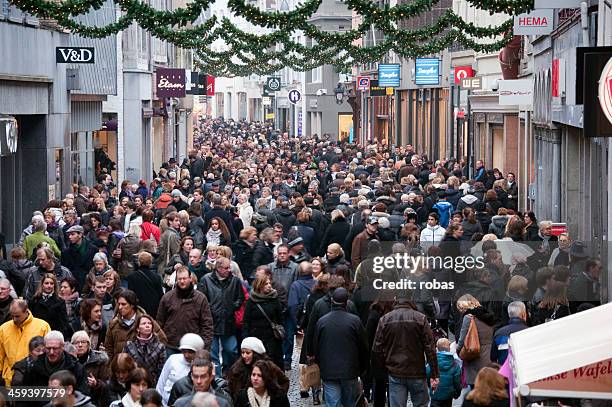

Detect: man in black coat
[22,331,89,401]
[312,288,368,407]
[198,257,244,376]
[189,149,205,178]
[126,252,164,318]
[204,194,237,241]
[61,226,97,292]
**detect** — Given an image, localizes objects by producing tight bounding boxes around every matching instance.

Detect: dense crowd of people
[0,118,604,407]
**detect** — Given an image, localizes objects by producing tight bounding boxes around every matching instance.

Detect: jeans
[211,335,237,376]
[322,378,359,407]
[388,376,430,407]
[282,317,296,364]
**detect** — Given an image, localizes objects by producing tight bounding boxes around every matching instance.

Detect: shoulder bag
[256,303,286,340]
[459,315,481,362]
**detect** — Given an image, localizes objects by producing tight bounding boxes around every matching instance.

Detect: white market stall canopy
[509,302,612,399]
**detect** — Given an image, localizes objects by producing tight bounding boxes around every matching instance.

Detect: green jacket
[23,231,61,258]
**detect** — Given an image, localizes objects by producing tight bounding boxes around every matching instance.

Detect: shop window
[71,132,94,187]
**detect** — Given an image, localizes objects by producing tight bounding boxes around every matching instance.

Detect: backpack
[296,293,310,330]
[433,202,453,228]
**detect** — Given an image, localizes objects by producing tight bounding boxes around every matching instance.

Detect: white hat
[378,217,391,229]
[179,333,205,352]
[241,337,266,355]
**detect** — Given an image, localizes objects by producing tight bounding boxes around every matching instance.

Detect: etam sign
[56,47,95,64]
[514,9,554,35]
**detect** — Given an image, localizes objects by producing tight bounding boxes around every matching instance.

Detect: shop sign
[265,77,281,92]
[357,76,370,90]
[499,79,533,106]
[530,358,612,393]
[454,66,474,84]
[599,57,612,126]
[552,59,566,98]
[206,75,215,96]
[534,0,580,8]
[415,58,440,85]
[56,47,95,63]
[262,96,272,106]
[378,64,401,87]
[369,80,386,96]
[461,76,483,90]
[156,68,186,98]
[514,9,554,35]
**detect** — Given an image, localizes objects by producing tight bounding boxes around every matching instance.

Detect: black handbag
[256,303,286,340]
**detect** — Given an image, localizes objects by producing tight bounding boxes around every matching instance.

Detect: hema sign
[514,9,554,35]
[56,47,95,64]
[378,64,401,87]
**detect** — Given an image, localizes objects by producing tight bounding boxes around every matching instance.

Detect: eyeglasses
[73,340,89,345]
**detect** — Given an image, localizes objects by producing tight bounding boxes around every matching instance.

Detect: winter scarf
[247,387,270,407]
[206,228,222,247]
[249,288,278,303]
[62,291,80,318]
[83,320,102,350]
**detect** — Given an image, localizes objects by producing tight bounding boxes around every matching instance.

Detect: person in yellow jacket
[0,299,50,386]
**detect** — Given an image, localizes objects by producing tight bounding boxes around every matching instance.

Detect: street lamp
[335,82,345,105]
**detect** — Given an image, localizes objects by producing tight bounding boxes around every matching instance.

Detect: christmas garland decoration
[9,0,530,76]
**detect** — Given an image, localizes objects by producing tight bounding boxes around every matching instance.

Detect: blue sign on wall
[378,64,401,87]
[415,58,440,85]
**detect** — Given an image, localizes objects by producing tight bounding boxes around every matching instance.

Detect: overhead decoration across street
[10,0,534,76]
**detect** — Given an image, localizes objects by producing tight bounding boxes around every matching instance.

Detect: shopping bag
[300,363,321,388]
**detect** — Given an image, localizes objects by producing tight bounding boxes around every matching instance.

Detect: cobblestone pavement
[287,334,314,407]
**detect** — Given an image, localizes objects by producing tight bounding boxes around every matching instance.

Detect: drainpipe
[581,1,590,47]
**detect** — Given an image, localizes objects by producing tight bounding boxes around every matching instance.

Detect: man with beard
[157,267,214,354]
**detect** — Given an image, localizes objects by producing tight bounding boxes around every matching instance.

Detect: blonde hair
[456,294,481,313]
[507,275,529,295]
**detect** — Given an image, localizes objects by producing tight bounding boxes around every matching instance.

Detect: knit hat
[241,337,266,355]
[179,333,205,352]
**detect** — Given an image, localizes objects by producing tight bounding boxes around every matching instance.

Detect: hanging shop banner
[534,0,580,8]
[461,76,483,90]
[599,57,612,126]
[514,9,554,35]
[156,68,186,98]
[584,52,612,137]
[357,76,370,90]
[415,58,440,85]
[206,75,215,96]
[187,72,207,95]
[369,80,386,96]
[499,79,533,106]
[378,64,401,87]
[454,66,474,84]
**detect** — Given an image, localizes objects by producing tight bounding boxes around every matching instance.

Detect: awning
[509,302,612,399]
